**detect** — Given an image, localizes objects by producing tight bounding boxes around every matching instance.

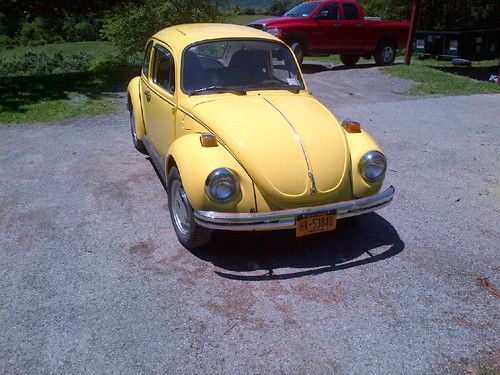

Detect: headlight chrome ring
[359,151,387,182]
[205,168,239,203]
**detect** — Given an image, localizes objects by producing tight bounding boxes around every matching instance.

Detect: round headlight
[360,151,387,181]
[205,168,239,202]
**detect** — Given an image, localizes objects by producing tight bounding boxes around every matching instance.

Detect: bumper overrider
[194,186,395,231]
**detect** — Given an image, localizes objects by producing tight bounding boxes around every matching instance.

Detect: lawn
[383,58,500,95]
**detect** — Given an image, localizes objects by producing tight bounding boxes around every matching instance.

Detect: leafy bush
[0,50,94,76]
[101,0,229,56]
[89,54,128,73]
[19,17,64,45]
[0,34,12,50]
[62,17,101,42]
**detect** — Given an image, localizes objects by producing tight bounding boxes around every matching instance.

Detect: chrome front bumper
[194,186,395,231]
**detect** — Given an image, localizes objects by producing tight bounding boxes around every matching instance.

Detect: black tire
[340,54,360,67]
[130,107,147,154]
[167,167,212,249]
[374,41,396,66]
[290,42,304,65]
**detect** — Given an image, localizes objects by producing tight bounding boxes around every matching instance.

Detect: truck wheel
[374,41,396,66]
[290,42,304,65]
[167,167,212,249]
[130,107,147,154]
[340,54,360,67]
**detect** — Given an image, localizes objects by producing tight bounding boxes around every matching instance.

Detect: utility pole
[404,0,422,65]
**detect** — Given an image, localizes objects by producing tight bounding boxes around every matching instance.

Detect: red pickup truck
[249,0,410,66]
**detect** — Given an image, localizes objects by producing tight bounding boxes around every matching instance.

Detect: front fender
[344,129,385,198]
[167,134,256,213]
[127,76,145,140]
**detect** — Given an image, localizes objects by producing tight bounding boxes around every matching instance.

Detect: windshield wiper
[189,85,246,96]
[248,83,302,93]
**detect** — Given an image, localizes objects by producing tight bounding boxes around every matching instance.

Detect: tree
[101,0,228,56]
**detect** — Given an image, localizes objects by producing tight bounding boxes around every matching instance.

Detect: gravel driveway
[0,66,499,374]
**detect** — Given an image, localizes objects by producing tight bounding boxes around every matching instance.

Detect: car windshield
[182,39,304,95]
[284,2,320,17]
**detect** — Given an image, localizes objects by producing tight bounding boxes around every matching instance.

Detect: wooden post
[404,0,422,65]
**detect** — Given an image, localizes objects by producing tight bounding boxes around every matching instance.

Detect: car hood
[190,94,351,208]
[250,17,302,28]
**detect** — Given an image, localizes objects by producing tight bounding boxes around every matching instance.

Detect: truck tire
[374,41,396,66]
[290,42,304,65]
[167,167,212,249]
[340,54,360,67]
[130,107,147,154]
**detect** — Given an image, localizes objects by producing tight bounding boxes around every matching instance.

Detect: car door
[141,43,176,157]
[338,2,365,51]
[312,2,341,52]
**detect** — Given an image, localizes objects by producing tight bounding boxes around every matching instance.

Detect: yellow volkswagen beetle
[127,23,394,249]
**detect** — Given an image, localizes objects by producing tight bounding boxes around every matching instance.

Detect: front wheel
[340,54,360,67]
[290,42,304,65]
[374,41,396,66]
[167,167,212,249]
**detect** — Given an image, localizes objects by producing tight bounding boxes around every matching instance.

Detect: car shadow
[189,212,404,281]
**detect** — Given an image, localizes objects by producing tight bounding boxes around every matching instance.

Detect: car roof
[152,23,279,52]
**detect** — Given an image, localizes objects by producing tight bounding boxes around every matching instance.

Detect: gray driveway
[0,66,499,374]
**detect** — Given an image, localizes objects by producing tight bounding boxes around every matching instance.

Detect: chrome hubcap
[383,46,394,62]
[170,180,190,235]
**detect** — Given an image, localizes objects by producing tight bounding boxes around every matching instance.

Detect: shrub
[0,34,12,50]
[0,50,94,76]
[62,17,101,42]
[19,17,64,45]
[101,0,229,56]
[89,54,128,74]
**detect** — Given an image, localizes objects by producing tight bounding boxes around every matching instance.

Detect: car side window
[317,3,339,20]
[143,41,153,77]
[342,3,359,20]
[152,45,175,94]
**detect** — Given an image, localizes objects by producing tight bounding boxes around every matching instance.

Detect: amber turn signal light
[200,133,218,147]
[341,119,361,133]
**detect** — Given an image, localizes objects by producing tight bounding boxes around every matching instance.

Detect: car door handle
[144,91,151,100]
[356,23,364,28]
[333,23,341,28]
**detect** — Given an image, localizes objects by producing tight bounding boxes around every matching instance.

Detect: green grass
[0,96,118,123]
[231,14,269,25]
[0,42,134,124]
[382,58,500,96]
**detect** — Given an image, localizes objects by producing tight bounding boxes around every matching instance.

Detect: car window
[142,41,153,77]
[317,3,339,20]
[152,45,175,94]
[284,2,320,17]
[342,3,359,20]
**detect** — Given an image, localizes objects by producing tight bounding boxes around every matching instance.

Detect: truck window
[342,3,359,20]
[284,2,320,17]
[317,3,339,20]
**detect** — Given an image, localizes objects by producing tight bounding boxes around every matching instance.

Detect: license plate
[295,210,337,237]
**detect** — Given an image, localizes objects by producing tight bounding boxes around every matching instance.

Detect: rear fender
[127,76,146,140]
